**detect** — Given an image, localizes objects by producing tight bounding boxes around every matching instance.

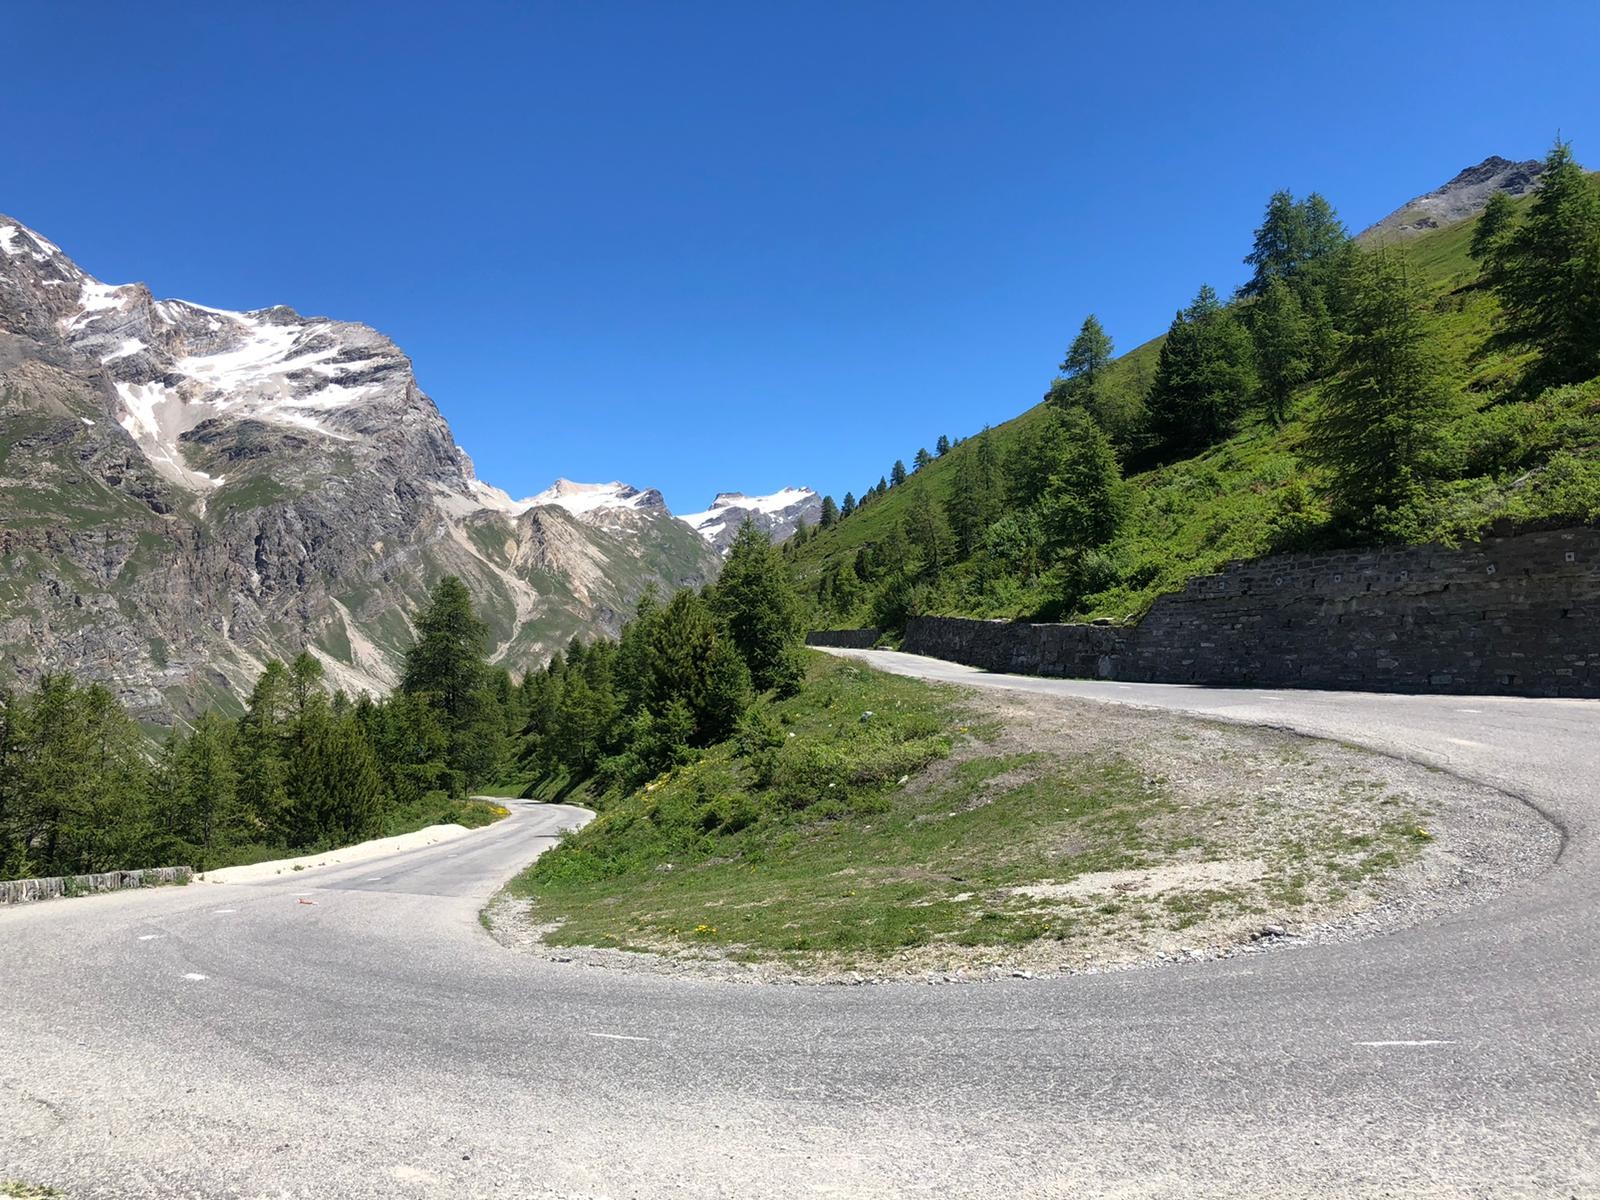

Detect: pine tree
[1307,250,1458,532]
[876,477,888,496]
[1006,409,1074,507]
[1252,276,1313,424]
[904,487,953,575]
[841,491,856,518]
[711,522,803,693]
[1038,410,1124,554]
[1059,314,1114,404]
[890,460,907,486]
[1243,191,1348,297]
[818,495,839,528]
[948,428,1005,553]
[913,447,933,471]
[936,434,951,457]
[1484,139,1600,386]
[400,576,500,793]
[1146,284,1258,450]
[1470,190,1517,266]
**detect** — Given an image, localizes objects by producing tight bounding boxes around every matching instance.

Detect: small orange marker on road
[298,898,317,905]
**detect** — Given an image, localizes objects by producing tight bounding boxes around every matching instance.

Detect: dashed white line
[182,973,209,982]
[137,934,164,941]
[1446,737,1485,748]
[1455,708,1483,714]
[1353,1039,1456,1047]
[212,908,238,914]
[585,1031,651,1043]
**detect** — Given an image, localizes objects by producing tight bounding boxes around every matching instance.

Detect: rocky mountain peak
[1358,154,1545,242]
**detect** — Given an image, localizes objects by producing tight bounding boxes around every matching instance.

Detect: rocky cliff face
[0,214,720,723]
[679,487,821,555]
[1358,155,1545,242]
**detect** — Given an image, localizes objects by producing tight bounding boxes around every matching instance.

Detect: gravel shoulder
[487,683,1559,985]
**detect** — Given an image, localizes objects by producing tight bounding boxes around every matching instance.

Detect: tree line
[0,576,518,879]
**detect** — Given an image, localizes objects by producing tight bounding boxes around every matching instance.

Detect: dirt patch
[1011,858,1267,903]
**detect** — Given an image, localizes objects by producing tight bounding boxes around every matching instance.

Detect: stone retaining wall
[0,865,193,905]
[879,525,1600,697]
[806,627,883,649]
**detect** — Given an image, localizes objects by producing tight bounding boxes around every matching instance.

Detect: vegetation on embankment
[503,652,1468,975]
[787,141,1600,629]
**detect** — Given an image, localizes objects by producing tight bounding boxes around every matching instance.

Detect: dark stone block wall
[806,627,883,649]
[894,525,1600,698]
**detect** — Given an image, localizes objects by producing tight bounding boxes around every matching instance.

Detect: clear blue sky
[5,2,1597,512]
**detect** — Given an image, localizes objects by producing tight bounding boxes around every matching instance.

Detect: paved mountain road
[3,653,1598,1198]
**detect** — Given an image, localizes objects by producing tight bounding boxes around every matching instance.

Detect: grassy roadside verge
[502,653,1441,975]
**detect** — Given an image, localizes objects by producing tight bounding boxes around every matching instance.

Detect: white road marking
[212,908,238,914]
[1455,708,1483,714]
[586,1031,651,1042]
[137,934,163,941]
[1353,1039,1456,1047]
[1446,737,1485,748]
[182,973,209,982]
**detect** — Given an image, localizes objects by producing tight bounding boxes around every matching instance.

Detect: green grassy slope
[792,194,1600,627]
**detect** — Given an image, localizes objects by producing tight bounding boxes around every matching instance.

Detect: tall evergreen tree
[935,434,951,457]
[840,491,856,518]
[818,495,839,528]
[1252,276,1313,424]
[904,487,953,575]
[1484,139,1600,386]
[711,522,803,694]
[1038,411,1124,554]
[400,576,500,793]
[1146,284,1258,450]
[1470,190,1517,267]
[913,447,933,471]
[1307,250,1458,532]
[1059,314,1114,403]
[890,460,908,486]
[948,428,1005,554]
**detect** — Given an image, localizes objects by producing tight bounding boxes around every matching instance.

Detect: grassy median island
[501,654,1467,978]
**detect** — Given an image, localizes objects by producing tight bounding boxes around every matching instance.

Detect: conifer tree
[1484,139,1600,386]
[936,434,951,457]
[1252,276,1313,424]
[841,491,856,518]
[711,522,803,694]
[818,495,839,528]
[1307,250,1458,532]
[1059,314,1114,405]
[1039,410,1125,554]
[401,576,500,792]
[948,428,1004,553]
[1470,190,1517,267]
[1146,284,1258,450]
[913,447,933,471]
[891,460,908,486]
[904,487,953,575]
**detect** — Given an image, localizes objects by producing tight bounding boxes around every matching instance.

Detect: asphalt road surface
[3,651,1598,1198]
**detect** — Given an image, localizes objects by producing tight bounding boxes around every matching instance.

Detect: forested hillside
[790,142,1600,630]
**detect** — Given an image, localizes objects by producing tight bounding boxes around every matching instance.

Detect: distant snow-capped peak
[679,486,821,554]
[531,479,663,516]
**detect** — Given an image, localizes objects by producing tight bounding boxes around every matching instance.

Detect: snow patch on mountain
[679,487,821,554]
[532,479,661,516]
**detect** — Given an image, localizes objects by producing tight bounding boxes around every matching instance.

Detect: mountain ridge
[0,213,721,723]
